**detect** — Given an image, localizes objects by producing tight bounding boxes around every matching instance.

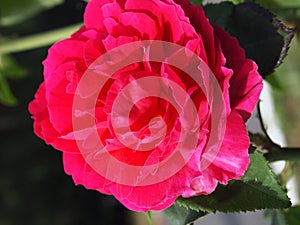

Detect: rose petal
[119,12,160,39]
[46,61,85,133]
[63,152,111,191]
[29,0,263,213]
[43,39,86,80]
[28,83,79,152]
[84,0,112,31]
[213,25,263,121]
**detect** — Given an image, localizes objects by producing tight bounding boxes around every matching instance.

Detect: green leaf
[164,203,206,225]
[273,0,300,7]
[0,0,63,26]
[204,2,234,29]
[145,211,154,225]
[229,0,245,4]
[229,3,283,77]
[252,0,300,24]
[0,72,18,106]
[265,73,283,91]
[190,0,203,6]
[204,2,295,78]
[287,206,300,225]
[0,54,27,106]
[176,152,291,213]
[0,55,27,79]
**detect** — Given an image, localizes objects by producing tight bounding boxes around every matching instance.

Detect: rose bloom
[29,0,263,211]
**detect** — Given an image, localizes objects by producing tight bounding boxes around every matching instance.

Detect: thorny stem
[257,102,278,149]
[265,147,300,162]
[250,102,300,162]
[145,211,154,225]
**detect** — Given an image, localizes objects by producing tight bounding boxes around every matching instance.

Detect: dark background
[0,1,132,224]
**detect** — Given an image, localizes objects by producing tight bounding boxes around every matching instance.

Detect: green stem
[145,211,154,225]
[0,23,83,54]
[254,103,300,162]
[265,147,300,162]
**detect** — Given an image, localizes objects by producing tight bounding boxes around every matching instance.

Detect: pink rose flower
[29,0,263,212]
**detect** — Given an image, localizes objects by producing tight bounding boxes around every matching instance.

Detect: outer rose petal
[63,150,201,211]
[28,83,48,139]
[205,110,250,183]
[174,2,263,120]
[43,39,86,80]
[213,26,263,121]
[63,152,109,191]
[84,0,112,31]
[43,39,87,134]
[28,83,78,152]
[174,1,215,69]
[183,110,250,197]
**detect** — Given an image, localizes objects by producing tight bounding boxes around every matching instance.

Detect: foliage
[164,152,291,224]
[204,2,295,77]
[0,0,64,26]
